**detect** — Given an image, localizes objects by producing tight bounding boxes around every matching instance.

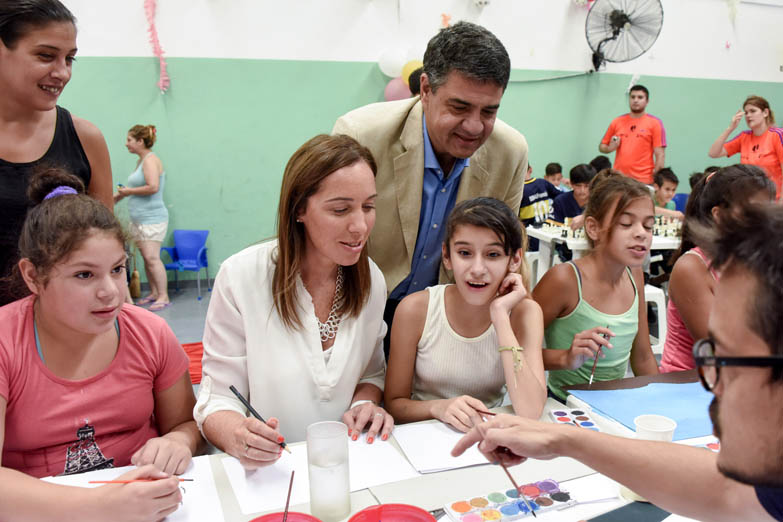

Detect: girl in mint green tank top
[532,173,660,400]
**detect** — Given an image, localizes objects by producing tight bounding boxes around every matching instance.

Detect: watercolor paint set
[444,479,577,520]
[550,408,600,431]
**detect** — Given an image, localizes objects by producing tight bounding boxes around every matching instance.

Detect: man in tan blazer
[333,22,528,356]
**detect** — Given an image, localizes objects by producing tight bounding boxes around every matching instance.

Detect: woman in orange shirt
[709,95,783,200]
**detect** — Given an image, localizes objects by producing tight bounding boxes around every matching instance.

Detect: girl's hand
[489,273,528,318]
[729,109,744,131]
[92,464,182,522]
[342,403,394,444]
[131,436,192,475]
[231,416,285,470]
[431,395,489,433]
[565,327,614,370]
[113,191,125,203]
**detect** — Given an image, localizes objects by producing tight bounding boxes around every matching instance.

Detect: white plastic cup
[633,414,677,442]
[306,421,350,522]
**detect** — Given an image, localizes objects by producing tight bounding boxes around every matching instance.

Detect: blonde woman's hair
[128,124,157,148]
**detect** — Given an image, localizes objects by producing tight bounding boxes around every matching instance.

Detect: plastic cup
[633,414,677,442]
[306,421,350,522]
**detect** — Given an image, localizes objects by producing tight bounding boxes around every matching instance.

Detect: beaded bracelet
[498,345,524,388]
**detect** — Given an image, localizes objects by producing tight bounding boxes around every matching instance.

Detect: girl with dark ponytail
[0,167,202,521]
[661,164,775,372]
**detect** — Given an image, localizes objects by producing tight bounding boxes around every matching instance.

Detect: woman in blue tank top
[114,124,170,311]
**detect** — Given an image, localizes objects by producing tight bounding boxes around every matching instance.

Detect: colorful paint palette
[550,408,600,431]
[445,479,576,520]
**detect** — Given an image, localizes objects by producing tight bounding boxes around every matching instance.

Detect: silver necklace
[317,266,344,342]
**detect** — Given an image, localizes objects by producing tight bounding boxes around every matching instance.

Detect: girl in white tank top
[384,198,547,432]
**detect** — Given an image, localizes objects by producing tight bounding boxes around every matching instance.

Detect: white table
[526,226,681,287]
[47,399,632,521]
[215,399,630,521]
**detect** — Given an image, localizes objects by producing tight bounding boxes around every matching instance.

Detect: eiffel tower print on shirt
[60,422,114,476]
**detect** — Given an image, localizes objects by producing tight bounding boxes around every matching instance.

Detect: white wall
[65,0,783,82]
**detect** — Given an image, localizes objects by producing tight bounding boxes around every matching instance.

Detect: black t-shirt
[757,485,783,521]
[552,191,584,223]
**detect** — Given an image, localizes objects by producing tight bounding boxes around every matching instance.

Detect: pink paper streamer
[144,0,170,92]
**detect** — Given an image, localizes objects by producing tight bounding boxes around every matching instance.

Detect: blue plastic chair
[161,230,211,300]
[672,193,688,213]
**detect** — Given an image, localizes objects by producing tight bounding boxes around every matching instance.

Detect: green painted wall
[59,57,782,279]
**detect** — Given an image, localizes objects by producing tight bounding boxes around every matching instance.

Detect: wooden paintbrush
[282,470,294,522]
[588,327,611,388]
[499,462,537,517]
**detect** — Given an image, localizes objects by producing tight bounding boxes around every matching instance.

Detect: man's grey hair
[423,21,510,92]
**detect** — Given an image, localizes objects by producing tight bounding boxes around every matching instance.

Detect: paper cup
[633,414,677,442]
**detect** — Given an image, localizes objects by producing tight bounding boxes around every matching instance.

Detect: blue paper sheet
[569,382,714,440]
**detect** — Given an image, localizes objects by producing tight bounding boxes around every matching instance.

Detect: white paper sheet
[222,446,310,515]
[392,421,488,473]
[348,432,419,490]
[662,515,701,522]
[42,455,224,522]
[222,433,419,515]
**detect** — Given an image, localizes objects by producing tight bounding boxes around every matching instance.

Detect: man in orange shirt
[599,85,666,185]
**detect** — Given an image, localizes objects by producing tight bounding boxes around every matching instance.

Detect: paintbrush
[89,478,194,484]
[499,462,537,517]
[588,327,611,388]
[282,470,295,522]
[229,385,291,454]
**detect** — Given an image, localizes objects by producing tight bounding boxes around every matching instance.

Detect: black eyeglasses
[692,338,783,391]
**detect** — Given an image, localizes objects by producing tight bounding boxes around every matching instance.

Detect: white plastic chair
[525,251,540,288]
[645,284,667,355]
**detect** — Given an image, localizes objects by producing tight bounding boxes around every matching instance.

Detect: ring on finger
[374,412,383,417]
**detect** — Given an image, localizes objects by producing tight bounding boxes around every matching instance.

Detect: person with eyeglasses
[452,203,783,521]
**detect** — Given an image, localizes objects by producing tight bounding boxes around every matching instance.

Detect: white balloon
[378,47,407,78]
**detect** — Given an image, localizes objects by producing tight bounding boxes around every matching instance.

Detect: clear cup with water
[306,421,350,521]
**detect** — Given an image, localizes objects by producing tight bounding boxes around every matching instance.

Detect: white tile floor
[137,285,211,344]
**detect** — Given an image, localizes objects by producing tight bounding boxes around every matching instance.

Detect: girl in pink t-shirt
[661,165,775,372]
[0,167,202,521]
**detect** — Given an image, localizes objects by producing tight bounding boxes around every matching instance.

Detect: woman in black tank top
[0,0,113,305]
